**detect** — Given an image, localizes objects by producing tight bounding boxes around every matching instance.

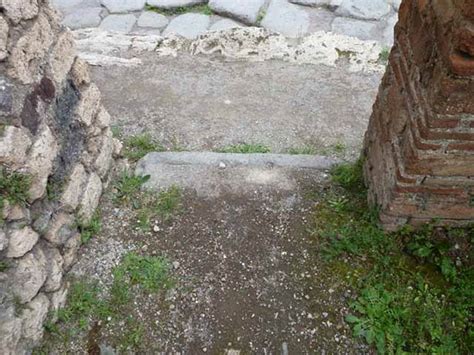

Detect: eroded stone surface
[209,18,243,31]
[27,125,59,202]
[336,0,391,20]
[62,7,103,29]
[2,0,39,23]
[50,31,76,83]
[100,0,145,13]
[10,246,48,303]
[163,13,210,39]
[6,226,39,258]
[60,163,88,211]
[78,172,103,222]
[0,16,8,61]
[0,126,32,169]
[0,306,22,352]
[261,0,310,38]
[137,11,169,28]
[331,16,379,41]
[20,293,50,347]
[99,14,137,33]
[209,0,266,25]
[8,13,53,84]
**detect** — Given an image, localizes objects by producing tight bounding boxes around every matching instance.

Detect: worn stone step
[135,151,339,197]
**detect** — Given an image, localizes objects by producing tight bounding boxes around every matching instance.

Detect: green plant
[113,252,173,292]
[0,168,31,211]
[256,9,266,25]
[155,185,182,221]
[56,281,110,329]
[113,171,150,204]
[308,161,474,353]
[287,146,316,155]
[0,260,9,272]
[330,158,365,193]
[217,143,271,154]
[77,210,101,244]
[379,47,390,63]
[123,133,164,162]
[146,4,213,16]
[118,317,144,350]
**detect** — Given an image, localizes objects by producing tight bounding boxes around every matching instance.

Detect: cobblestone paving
[53,0,399,45]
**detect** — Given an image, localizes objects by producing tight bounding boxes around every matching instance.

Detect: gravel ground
[41,167,370,354]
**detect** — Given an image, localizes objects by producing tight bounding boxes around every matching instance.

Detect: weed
[308,161,474,353]
[217,143,271,154]
[111,125,122,138]
[77,211,101,244]
[146,4,213,16]
[114,252,173,292]
[155,185,182,221]
[0,260,9,272]
[123,133,164,162]
[330,158,365,193]
[0,167,31,211]
[379,47,390,63]
[336,48,356,58]
[119,318,144,351]
[113,171,150,205]
[256,9,266,25]
[56,281,111,329]
[287,146,317,155]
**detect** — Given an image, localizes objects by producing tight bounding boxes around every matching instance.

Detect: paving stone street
[53,0,400,44]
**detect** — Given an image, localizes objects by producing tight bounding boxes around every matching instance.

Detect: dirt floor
[40,166,369,354]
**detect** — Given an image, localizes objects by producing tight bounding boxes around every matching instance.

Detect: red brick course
[363,0,474,230]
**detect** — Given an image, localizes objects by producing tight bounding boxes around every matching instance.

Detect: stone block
[78,172,102,222]
[62,232,81,270]
[70,57,91,88]
[6,226,39,258]
[9,246,48,303]
[19,293,49,348]
[101,0,145,13]
[74,83,101,126]
[209,19,243,32]
[336,0,392,20]
[2,0,39,24]
[62,7,103,29]
[44,212,76,246]
[0,306,22,353]
[99,14,137,33]
[49,30,76,84]
[261,0,310,38]
[26,125,59,202]
[209,0,265,25]
[137,11,169,29]
[0,16,8,61]
[8,13,54,84]
[0,126,32,169]
[42,246,64,292]
[163,13,210,39]
[60,163,88,212]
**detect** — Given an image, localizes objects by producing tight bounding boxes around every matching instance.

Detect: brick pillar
[363,0,474,230]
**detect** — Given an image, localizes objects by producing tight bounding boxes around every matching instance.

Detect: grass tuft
[123,133,164,162]
[379,47,390,63]
[217,143,271,154]
[113,171,150,205]
[146,4,213,16]
[77,211,101,244]
[0,167,31,211]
